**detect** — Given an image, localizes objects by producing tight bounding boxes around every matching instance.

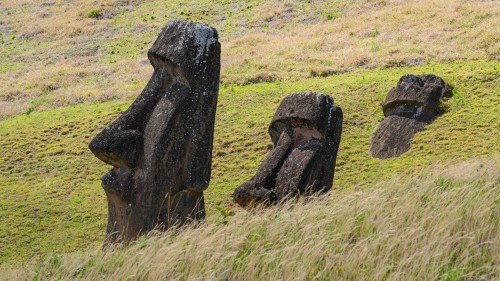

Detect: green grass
[0,60,498,264]
[0,102,120,263]
[85,8,103,19]
[0,0,499,276]
[2,157,498,280]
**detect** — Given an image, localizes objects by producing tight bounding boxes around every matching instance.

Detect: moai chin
[89,20,220,243]
[232,92,343,207]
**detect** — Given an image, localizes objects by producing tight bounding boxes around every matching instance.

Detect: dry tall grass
[1,0,498,118]
[4,157,498,280]
[222,0,500,83]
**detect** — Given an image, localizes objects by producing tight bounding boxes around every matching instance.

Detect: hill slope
[0,0,499,270]
[2,158,498,280]
[1,60,498,264]
[1,0,498,118]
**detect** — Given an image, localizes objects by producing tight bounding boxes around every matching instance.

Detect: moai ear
[329,105,343,154]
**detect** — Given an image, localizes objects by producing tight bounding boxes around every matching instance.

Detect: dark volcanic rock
[370,74,452,159]
[369,116,426,159]
[89,20,220,243]
[232,92,343,207]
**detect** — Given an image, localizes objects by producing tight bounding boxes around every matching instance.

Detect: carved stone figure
[370,74,452,159]
[89,20,220,242]
[232,92,343,207]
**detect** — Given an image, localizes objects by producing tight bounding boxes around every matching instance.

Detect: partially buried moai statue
[89,20,220,243]
[369,74,452,159]
[232,92,343,207]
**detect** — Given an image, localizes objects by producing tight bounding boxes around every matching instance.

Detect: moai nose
[88,68,170,169]
[88,127,143,169]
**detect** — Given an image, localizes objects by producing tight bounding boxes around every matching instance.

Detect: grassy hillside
[2,158,498,280]
[1,60,498,265]
[0,0,498,118]
[0,0,499,275]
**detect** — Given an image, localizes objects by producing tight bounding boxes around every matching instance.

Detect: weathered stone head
[370,74,452,159]
[232,92,343,207]
[89,20,220,242]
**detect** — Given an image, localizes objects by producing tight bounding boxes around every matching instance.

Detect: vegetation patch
[85,9,103,19]
[1,0,498,117]
[0,0,498,277]
[0,60,498,264]
[2,158,497,280]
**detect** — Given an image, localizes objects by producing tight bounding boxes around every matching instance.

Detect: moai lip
[370,74,452,159]
[232,92,343,207]
[88,20,220,243]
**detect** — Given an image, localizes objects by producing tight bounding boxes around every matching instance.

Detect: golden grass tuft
[3,157,498,280]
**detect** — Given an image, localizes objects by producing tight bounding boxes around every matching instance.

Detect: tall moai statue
[89,20,220,242]
[232,92,343,207]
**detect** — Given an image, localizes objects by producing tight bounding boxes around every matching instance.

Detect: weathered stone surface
[370,74,451,159]
[369,116,426,159]
[232,92,343,206]
[89,20,220,243]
